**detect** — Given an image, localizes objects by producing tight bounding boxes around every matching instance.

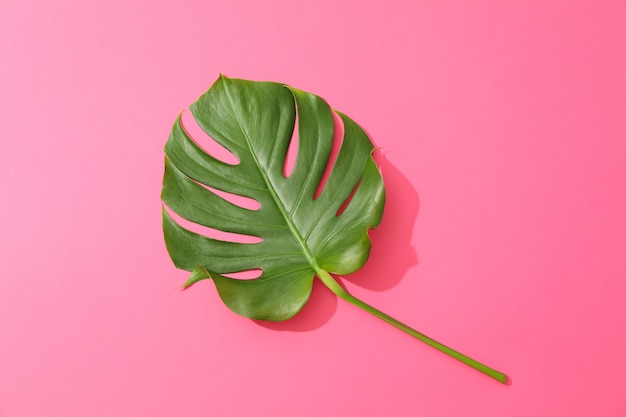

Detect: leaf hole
[283,106,298,178]
[313,110,344,199]
[163,204,262,244]
[197,181,261,211]
[336,179,361,217]
[222,269,263,280]
[180,108,240,165]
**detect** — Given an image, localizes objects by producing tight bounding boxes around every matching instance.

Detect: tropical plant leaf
[161,75,507,383]
[162,75,384,321]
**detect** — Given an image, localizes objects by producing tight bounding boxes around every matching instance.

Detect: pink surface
[1,1,625,415]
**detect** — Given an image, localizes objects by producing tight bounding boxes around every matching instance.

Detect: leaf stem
[315,269,507,384]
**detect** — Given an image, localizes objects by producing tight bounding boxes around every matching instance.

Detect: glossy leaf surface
[162,75,384,321]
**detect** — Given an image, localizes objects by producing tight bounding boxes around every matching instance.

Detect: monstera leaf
[162,76,506,383]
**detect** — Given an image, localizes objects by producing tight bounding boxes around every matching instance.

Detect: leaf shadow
[344,151,420,290]
[256,152,419,332]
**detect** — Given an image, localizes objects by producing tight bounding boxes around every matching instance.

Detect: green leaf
[162,75,384,321]
[162,75,507,383]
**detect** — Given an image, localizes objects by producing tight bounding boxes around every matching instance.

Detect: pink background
[1,1,625,415]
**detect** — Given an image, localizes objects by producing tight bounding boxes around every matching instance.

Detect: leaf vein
[222,81,320,272]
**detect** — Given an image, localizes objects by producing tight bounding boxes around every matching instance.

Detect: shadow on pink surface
[258,152,419,331]
[345,151,420,291]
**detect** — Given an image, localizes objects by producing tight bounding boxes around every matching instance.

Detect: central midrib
[225,92,322,274]
[244,132,321,271]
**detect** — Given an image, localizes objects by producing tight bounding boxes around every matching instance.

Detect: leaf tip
[181,265,212,289]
